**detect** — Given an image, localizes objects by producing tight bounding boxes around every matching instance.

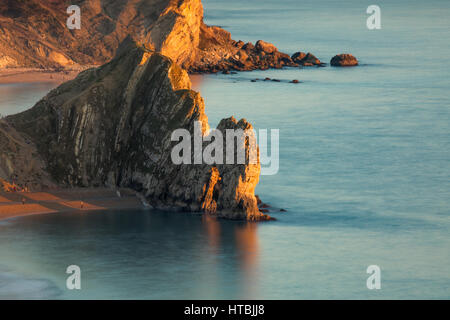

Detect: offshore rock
[330,54,358,66]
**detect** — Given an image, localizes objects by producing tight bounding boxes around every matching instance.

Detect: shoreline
[0,188,144,222]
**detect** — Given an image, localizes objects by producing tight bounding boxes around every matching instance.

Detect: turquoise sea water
[0,0,449,299]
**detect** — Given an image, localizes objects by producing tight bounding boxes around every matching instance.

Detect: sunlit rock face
[5,40,269,221]
[0,0,202,69]
[0,0,296,72]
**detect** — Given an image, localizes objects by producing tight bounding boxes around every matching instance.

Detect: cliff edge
[0,0,296,72]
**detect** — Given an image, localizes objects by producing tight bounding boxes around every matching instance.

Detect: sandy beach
[0,188,144,221]
[0,68,88,84]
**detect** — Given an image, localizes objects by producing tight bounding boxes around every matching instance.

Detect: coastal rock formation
[0,120,56,190]
[291,52,307,63]
[0,0,296,72]
[330,54,358,67]
[291,52,324,66]
[3,40,270,221]
[0,0,204,69]
[191,36,296,73]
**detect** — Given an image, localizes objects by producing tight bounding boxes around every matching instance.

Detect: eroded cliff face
[0,0,199,69]
[0,120,55,190]
[5,40,269,220]
[0,0,296,72]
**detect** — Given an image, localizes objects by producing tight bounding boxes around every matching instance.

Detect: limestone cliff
[0,0,296,72]
[4,40,269,221]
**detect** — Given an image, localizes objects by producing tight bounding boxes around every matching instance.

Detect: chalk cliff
[0,0,296,72]
[3,40,269,220]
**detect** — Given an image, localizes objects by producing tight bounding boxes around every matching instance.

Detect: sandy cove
[0,70,143,222]
[0,188,144,221]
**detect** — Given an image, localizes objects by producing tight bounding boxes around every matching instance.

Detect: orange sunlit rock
[0,178,21,192]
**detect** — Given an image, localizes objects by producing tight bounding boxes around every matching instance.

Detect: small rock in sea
[291,80,300,84]
[264,77,271,81]
[280,209,287,212]
[251,79,257,82]
[222,70,230,74]
[330,54,358,66]
[271,79,281,82]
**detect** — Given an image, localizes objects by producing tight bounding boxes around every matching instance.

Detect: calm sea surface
[0,0,449,299]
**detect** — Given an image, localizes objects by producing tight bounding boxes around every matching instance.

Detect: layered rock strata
[3,40,270,220]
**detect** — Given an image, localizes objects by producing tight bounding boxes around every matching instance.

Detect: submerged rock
[4,40,270,221]
[330,54,358,66]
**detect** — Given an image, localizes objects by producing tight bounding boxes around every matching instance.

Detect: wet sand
[0,188,144,221]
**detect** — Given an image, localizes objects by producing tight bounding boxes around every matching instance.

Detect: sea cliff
[0,0,297,73]
[1,40,269,220]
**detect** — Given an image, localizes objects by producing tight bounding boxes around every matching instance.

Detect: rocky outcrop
[0,0,204,69]
[4,40,270,221]
[0,120,55,190]
[0,0,296,73]
[191,34,297,73]
[330,54,358,67]
[291,52,324,66]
